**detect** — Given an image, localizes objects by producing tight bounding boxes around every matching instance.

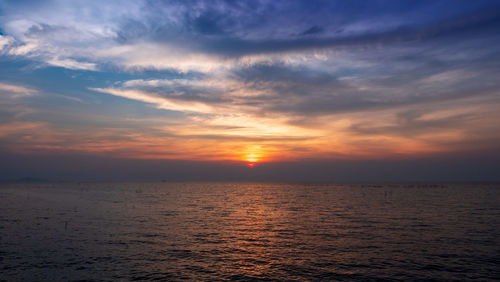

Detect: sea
[0,182,498,281]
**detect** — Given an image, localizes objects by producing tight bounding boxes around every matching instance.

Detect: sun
[245,156,258,168]
[243,146,261,168]
[245,156,259,163]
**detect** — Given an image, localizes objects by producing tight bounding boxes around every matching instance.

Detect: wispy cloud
[0,82,38,98]
[89,87,217,113]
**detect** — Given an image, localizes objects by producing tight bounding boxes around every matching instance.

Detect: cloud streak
[0,82,38,99]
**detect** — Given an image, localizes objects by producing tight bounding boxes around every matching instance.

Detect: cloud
[0,82,38,98]
[0,0,499,73]
[0,35,15,51]
[300,25,324,36]
[0,121,45,138]
[46,58,97,71]
[89,87,217,113]
[88,44,500,120]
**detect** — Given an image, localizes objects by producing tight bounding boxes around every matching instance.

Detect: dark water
[0,182,499,281]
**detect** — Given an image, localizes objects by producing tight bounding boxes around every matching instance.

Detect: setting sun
[245,156,259,163]
[242,145,262,164]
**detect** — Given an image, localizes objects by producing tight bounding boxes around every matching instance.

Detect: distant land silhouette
[14,177,49,182]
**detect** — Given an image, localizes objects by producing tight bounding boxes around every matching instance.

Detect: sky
[0,0,500,181]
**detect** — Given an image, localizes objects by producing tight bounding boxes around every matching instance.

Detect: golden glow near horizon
[2,98,500,164]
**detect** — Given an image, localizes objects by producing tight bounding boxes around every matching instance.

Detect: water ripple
[0,182,498,280]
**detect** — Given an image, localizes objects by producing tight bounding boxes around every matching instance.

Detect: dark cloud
[350,110,469,137]
[134,1,500,57]
[228,52,500,116]
[300,25,324,36]
[189,11,228,35]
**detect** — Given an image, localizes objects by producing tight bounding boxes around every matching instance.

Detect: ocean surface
[0,182,498,281]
